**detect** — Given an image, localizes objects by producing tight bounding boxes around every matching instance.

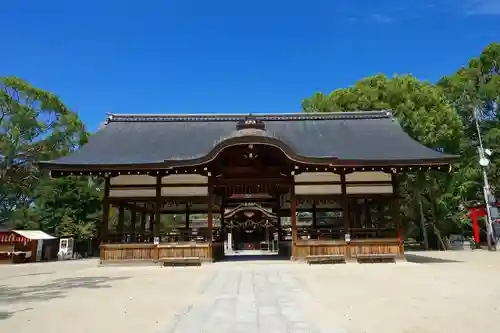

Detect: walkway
[165,263,343,333]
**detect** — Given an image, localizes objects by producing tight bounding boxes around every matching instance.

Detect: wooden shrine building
[40,111,456,264]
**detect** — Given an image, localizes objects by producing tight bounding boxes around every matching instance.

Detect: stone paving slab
[164,267,345,333]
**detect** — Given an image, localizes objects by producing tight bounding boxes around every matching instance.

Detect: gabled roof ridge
[105,110,393,123]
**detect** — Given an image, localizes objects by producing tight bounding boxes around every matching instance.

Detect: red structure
[467,207,485,243]
[0,231,31,244]
[467,203,500,243]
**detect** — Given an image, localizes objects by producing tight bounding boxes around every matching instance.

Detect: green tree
[29,176,103,240]
[0,77,88,224]
[302,74,466,248]
[438,42,500,196]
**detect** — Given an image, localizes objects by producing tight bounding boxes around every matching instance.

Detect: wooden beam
[110,183,207,189]
[214,177,292,184]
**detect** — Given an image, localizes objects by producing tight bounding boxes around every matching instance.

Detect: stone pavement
[165,263,345,333]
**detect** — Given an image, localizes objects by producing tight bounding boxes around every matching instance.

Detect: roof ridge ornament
[102,110,393,123]
[236,115,266,131]
[104,113,114,125]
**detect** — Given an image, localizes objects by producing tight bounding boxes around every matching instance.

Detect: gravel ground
[1,251,499,333]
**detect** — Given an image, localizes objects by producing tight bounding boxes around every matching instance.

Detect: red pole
[470,209,480,243]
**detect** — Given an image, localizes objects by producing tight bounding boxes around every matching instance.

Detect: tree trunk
[431,222,447,250]
[418,195,430,250]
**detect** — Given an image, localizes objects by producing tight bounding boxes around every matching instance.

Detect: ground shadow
[0,308,32,320]
[1,272,53,280]
[0,275,131,315]
[405,253,463,264]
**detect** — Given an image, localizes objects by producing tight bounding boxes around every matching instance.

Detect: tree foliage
[0,77,88,223]
[0,76,100,241]
[438,42,500,195]
[31,177,102,240]
[302,43,500,247]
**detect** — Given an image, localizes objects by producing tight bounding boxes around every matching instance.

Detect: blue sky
[1,0,499,131]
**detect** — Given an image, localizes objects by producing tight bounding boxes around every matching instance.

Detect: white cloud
[369,13,394,23]
[466,0,500,15]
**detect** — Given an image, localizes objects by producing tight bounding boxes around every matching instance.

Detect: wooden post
[312,201,317,228]
[130,205,136,243]
[364,198,371,227]
[117,205,125,243]
[275,197,282,255]
[290,182,297,258]
[185,203,190,229]
[140,211,146,242]
[150,213,155,238]
[207,178,213,243]
[391,173,404,257]
[154,174,161,240]
[340,172,350,236]
[341,171,352,261]
[207,178,214,260]
[220,199,225,244]
[100,178,110,244]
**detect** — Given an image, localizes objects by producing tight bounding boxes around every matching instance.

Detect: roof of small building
[13,230,56,240]
[40,111,457,170]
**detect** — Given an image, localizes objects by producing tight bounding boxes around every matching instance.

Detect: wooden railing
[349,238,402,257]
[297,227,344,240]
[293,239,348,258]
[100,242,218,263]
[100,243,156,261]
[292,238,403,260]
[106,227,223,244]
[349,227,397,239]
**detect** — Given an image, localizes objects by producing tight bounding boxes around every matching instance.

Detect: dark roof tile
[42,111,456,168]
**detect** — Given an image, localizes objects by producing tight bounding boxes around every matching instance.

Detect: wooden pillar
[117,205,125,243]
[220,199,225,243]
[290,181,297,258]
[341,172,352,260]
[130,205,136,242]
[364,198,372,227]
[312,201,317,228]
[100,178,110,244]
[275,196,282,242]
[391,173,403,256]
[340,172,350,237]
[207,178,213,243]
[140,211,146,241]
[185,203,190,229]
[154,174,161,240]
[149,213,154,236]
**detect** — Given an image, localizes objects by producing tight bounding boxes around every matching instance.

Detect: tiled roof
[41,111,456,168]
